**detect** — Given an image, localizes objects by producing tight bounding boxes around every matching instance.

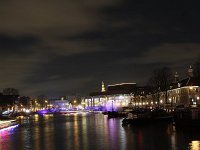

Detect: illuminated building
[148,66,200,109]
[82,83,151,111]
[83,66,200,111]
[166,66,200,108]
[48,97,71,110]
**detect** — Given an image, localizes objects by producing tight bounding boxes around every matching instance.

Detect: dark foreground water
[0,113,200,150]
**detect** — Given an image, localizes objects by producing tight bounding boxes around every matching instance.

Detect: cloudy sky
[0,1,200,98]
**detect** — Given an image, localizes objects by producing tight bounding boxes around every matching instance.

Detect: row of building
[81,66,200,111]
[1,66,199,113]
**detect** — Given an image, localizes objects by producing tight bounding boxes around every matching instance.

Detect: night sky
[0,1,200,98]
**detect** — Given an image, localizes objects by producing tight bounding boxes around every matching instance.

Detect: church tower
[174,72,179,82]
[101,81,105,92]
[188,65,194,77]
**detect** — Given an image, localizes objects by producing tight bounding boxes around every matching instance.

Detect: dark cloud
[0,34,40,54]
[0,0,200,97]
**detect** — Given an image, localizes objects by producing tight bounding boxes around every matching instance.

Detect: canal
[0,113,200,150]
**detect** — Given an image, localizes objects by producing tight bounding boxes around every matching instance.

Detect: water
[0,113,200,150]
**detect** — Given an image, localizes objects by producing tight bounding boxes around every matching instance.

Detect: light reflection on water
[189,141,200,150]
[0,113,200,150]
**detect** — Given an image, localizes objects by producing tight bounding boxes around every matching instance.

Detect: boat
[107,111,127,118]
[174,107,200,129]
[122,108,151,125]
[0,119,18,130]
[122,108,173,126]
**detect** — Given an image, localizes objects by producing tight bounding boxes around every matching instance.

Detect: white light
[118,102,121,106]
[160,100,163,104]
[108,83,136,87]
[25,109,30,113]
[197,97,200,100]
[119,95,123,99]
[0,124,19,132]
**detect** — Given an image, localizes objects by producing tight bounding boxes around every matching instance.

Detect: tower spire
[174,72,179,82]
[101,81,105,92]
[188,65,194,77]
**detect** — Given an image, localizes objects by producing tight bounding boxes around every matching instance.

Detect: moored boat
[174,107,200,128]
[122,108,150,125]
[0,120,18,130]
[122,108,173,126]
[107,111,127,118]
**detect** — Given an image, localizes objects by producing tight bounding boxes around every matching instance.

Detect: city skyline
[0,1,200,97]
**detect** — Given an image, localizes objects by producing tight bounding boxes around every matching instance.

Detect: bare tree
[148,67,173,103]
[193,55,200,78]
[37,95,48,108]
[2,88,20,113]
[19,96,31,108]
[3,88,19,96]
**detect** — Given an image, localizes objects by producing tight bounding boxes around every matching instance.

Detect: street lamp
[112,100,114,111]
[188,86,194,105]
[45,100,48,108]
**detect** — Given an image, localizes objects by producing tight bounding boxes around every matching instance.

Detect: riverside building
[148,66,200,110]
[82,66,200,112]
[166,66,200,108]
[81,82,151,111]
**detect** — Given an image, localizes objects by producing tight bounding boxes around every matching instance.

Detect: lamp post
[188,86,193,106]
[169,98,172,106]
[73,100,77,109]
[112,100,114,111]
[45,100,48,108]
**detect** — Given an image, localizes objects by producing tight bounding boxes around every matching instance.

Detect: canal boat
[122,108,173,126]
[0,120,18,130]
[107,111,127,118]
[174,107,200,128]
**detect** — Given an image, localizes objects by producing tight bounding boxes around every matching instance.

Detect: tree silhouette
[37,95,47,108]
[3,88,19,96]
[148,67,173,103]
[194,56,200,78]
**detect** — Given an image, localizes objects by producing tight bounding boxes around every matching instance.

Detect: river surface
[0,113,200,150]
